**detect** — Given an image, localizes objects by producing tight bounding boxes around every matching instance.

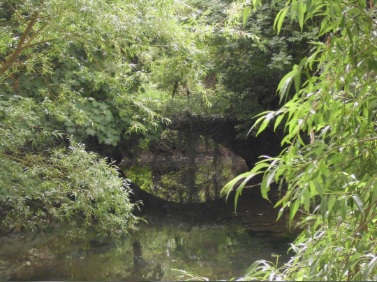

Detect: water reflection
[122,132,249,203]
[0,217,291,281]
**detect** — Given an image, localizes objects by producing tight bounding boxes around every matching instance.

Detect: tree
[223,0,377,280]
[0,0,211,237]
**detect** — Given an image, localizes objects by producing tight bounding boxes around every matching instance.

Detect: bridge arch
[165,113,281,168]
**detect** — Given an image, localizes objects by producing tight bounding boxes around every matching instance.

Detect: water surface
[0,210,292,281]
[0,137,293,280]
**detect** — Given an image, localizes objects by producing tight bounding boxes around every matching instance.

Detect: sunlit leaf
[243,6,251,27]
[274,7,289,34]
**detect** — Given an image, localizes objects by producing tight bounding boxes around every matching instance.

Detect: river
[0,138,293,280]
[0,207,292,281]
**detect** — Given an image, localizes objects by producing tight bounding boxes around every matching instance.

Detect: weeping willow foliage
[223,0,377,280]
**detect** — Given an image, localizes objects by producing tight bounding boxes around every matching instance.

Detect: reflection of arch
[123,134,249,206]
[124,171,235,215]
[121,115,282,210]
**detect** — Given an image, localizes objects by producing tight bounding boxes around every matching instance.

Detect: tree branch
[0,12,39,76]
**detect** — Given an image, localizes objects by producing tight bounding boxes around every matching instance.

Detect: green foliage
[0,0,218,235]
[202,1,317,134]
[1,0,214,145]
[124,165,154,194]
[0,143,138,238]
[0,93,137,238]
[155,0,317,136]
[223,0,377,280]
